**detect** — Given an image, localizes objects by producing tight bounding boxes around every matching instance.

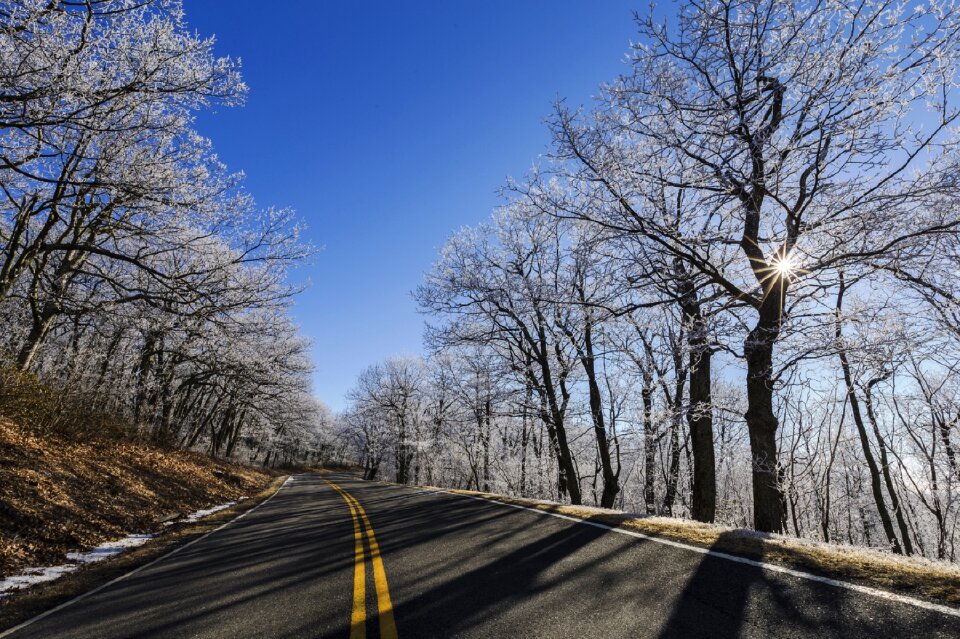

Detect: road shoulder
[408,484,960,611]
[0,475,288,633]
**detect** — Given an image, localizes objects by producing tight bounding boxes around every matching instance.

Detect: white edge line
[426,487,960,619]
[0,475,295,638]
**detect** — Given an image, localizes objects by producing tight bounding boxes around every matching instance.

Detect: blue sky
[185,1,641,410]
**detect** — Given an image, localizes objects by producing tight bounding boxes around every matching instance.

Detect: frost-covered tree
[550,0,960,532]
[0,0,321,465]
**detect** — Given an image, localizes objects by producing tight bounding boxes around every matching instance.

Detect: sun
[759,251,808,291]
[771,253,797,279]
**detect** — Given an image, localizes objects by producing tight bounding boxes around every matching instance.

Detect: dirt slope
[0,418,273,575]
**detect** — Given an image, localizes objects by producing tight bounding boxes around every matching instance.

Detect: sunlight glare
[772,253,797,279]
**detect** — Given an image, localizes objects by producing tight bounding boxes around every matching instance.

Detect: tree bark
[687,339,715,522]
[743,316,787,533]
[677,271,716,522]
[17,299,56,369]
[864,380,914,555]
[642,352,656,515]
[534,348,581,504]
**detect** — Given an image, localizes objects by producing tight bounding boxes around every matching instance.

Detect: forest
[333,0,960,564]
[4,0,960,569]
[0,0,328,467]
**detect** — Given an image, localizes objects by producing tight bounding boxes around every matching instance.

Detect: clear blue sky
[184,1,641,410]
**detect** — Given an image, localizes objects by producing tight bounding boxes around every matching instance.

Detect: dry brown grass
[0,417,276,576]
[0,475,287,631]
[438,487,960,607]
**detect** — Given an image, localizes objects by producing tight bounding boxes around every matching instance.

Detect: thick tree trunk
[17,302,56,370]
[133,349,152,424]
[737,126,791,533]
[743,320,787,533]
[687,342,715,522]
[16,252,86,370]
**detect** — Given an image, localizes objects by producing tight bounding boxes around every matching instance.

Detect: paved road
[3,473,959,638]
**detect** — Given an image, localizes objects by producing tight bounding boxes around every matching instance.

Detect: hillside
[0,418,274,577]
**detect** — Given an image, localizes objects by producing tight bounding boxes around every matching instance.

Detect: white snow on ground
[1,497,247,598]
[161,496,247,526]
[0,565,77,597]
[65,534,155,564]
[0,534,157,598]
[182,501,236,522]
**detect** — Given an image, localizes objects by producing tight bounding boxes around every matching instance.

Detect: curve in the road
[1,473,958,639]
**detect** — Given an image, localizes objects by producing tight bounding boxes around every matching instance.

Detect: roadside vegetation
[0,0,328,464]
[0,0,332,592]
[0,416,272,577]
[333,0,960,575]
[0,467,287,633]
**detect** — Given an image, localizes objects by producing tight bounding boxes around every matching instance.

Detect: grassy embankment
[0,366,283,627]
[0,417,276,576]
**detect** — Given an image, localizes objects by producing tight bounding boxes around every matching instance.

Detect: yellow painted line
[326,480,367,639]
[326,480,398,639]
[351,495,398,639]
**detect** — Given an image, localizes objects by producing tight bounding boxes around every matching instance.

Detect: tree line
[0,0,326,465]
[334,0,960,561]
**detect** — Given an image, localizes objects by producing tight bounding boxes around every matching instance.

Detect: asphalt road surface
[3,473,959,638]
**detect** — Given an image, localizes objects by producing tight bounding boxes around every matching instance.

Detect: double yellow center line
[325,480,397,639]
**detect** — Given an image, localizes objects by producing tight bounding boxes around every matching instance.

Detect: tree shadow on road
[372,487,959,639]
[651,529,940,638]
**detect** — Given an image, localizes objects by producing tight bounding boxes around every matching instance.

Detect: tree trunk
[679,284,715,523]
[520,384,530,495]
[579,322,619,508]
[482,399,491,492]
[864,381,913,555]
[17,301,56,370]
[534,354,581,504]
[834,278,903,552]
[687,344,715,522]
[642,360,656,515]
[661,410,681,516]
[743,318,787,533]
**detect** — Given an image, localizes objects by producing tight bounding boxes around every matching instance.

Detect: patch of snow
[65,534,155,564]
[182,500,237,522]
[1,498,245,597]
[0,564,77,598]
